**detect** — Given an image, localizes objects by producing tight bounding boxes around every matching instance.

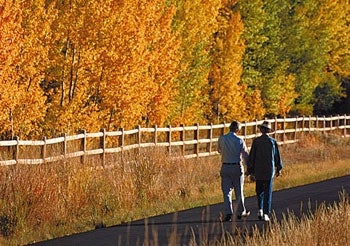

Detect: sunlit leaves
[0,0,349,139]
[208,1,247,122]
[168,0,222,125]
[0,0,50,139]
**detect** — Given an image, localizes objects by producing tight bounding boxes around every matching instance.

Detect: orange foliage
[245,89,265,120]
[0,0,49,139]
[0,0,348,139]
[41,0,181,134]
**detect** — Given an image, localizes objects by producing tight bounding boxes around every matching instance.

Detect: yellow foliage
[0,0,348,138]
[245,89,265,120]
[321,0,350,78]
[208,1,247,123]
[168,0,223,126]
[0,0,49,139]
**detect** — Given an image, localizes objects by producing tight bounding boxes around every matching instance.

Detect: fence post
[194,123,199,157]
[80,129,86,164]
[100,128,106,166]
[180,124,185,156]
[137,125,141,146]
[337,114,340,132]
[283,117,286,143]
[274,117,278,140]
[119,128,124,166]
[42,137,47,164]
[167,125,172,156]
[62,133,67,162]
[323,115,326,134]
[344,114,347,137]
[308,116,312,133]
[134,125,141,156]
[153,125,158,146]
[294,116,298,141]
[206,123,213,154]
[119,128,124,149]
[243,121,247,139]
[15,136,19,165]
[302,116,305,138]
[254,119,258,136]
[221,122,226,136]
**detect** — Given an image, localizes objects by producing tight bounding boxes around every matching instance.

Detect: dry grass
[0,132,349,245]
[216,191,349,246]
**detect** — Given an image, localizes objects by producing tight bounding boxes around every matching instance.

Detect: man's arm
[217,136,222,154]
[241,139,249,164]
[246,140,256,175]
[274,140,283,176]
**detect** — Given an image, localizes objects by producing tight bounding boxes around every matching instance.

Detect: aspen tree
[0,0,50,139]
[168,0,222,125]
[208,0,247,123]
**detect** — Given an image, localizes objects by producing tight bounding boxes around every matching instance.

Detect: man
[217,120,250,222]
[247,120,283,222]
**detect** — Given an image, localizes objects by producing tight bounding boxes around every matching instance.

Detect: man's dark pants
[256,179,273,214]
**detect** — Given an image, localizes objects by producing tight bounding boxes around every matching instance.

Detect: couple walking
[217,120,283,222]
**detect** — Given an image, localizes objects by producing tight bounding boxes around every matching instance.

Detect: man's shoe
[257,209,263,220]
[237,210,250,220]
[262,214,270,222]
[223,214,232,222]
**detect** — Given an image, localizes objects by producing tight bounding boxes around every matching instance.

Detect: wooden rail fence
[0,115,349,166]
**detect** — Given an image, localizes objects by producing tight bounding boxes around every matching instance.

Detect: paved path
[32,175,349,246]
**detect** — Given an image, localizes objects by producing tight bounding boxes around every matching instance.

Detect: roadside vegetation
[213,191,349,246]
[0,132,349,245]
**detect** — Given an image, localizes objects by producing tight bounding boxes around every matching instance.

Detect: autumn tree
[239,0,298,119]
[279,0,341,115]
[41,0,180,135]
[239,0,349,117]
[207,0,247,123]
[238,0,267,119]
[0,0,21,138]
[2,0,349,140]
[167,0,223,126]
[42,0,112,135]
[95,0,181,130]
[312,0,349,115]
[324,0,350,79]
[0,0,51,139]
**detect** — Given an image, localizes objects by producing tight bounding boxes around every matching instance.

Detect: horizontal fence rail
[0,115,349,166]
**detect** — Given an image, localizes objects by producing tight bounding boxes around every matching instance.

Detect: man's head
[258,121,273,133]
[229,120,241,132]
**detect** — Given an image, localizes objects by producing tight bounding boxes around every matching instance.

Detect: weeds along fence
[0,115,349,166]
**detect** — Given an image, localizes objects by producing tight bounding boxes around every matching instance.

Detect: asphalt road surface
[31,175,349,246]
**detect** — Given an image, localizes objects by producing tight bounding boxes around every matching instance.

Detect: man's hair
[229,121,241,132]
[259,126,269,134]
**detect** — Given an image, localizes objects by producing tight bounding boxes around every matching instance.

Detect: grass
[217,191,349,246]
[0,132,349,245]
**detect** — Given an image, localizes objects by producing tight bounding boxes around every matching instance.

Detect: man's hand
[246,166,254,176]
[249,175,256,182]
